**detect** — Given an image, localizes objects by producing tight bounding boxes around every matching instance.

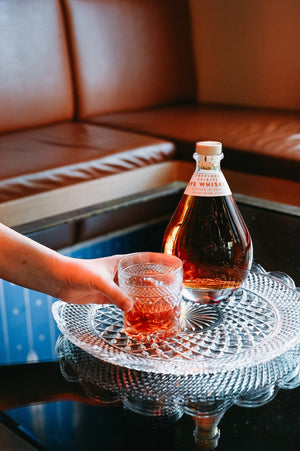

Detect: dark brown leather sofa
[0,0,299,247]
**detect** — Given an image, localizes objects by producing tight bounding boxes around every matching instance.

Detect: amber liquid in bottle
[162,142,253,303]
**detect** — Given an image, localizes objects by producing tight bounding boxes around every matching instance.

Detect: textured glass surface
[118,253,182,340]
[52,271,300,376]
[57,336,300,407]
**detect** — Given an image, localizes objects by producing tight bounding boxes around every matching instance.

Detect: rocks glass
[118,252,183,341]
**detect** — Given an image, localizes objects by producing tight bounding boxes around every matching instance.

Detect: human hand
[57,254,133,312]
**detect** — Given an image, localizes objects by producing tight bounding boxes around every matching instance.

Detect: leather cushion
[0,123,175,203]
[88,103,300,180]
[0,0,73,133]
[191,0,300,111]
[63,0,196,117]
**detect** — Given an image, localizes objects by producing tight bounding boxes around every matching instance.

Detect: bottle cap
[196,141,222,156]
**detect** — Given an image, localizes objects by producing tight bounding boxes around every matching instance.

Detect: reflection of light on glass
[24,288,38,362]
[0,280,10,362]
[288,134,300,149]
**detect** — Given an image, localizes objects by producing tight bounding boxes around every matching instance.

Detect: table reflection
[1,334,300,451]
[56,335,300,450]
[51,268,300,450]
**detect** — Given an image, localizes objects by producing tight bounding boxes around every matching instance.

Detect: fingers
[91,255,132,311]
[62,254,133,311]
[91,266,132,311]
[100,282,133,312]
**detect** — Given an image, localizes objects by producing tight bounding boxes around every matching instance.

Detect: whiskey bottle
[162,141,253,303]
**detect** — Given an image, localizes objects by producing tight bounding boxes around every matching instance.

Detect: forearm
[0,223,132,310]
[0,223,65,298]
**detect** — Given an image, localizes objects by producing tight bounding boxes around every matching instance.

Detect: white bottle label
[184,170,232,197]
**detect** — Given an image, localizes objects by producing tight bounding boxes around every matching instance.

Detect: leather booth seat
[0,0,175,228]
[65,0,300,182]
[0,0,299,242]
[90,103,300,181]
[0,122,174,203]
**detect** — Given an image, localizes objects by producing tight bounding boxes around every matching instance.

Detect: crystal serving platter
[52,270,300,376]
[57,335,300,404]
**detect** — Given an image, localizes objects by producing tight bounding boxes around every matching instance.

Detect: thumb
[98,281,133,312]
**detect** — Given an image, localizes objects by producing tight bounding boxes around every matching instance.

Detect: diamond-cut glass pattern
[52,271,300,376]
[57,336,300,405]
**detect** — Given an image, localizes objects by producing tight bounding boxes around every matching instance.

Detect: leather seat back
[0,0,74,134]
[63,0,197,118]
[190,0,300,111]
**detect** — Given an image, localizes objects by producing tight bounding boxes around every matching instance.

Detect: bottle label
[184,170,232,197]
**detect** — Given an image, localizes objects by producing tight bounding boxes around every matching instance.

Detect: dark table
[1,186,299,450]
[0,356,299,451]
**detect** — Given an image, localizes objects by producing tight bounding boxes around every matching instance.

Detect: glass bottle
[162,141,253,303]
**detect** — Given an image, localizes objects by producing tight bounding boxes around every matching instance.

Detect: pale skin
[0,222,132,311]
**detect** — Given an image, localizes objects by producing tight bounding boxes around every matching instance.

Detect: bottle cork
[196,141,222,156]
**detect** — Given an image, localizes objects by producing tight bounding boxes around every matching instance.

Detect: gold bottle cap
[196,141,222,156]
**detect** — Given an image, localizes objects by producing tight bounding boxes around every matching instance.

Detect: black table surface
[0,356,299,451]
[1,191,299,450]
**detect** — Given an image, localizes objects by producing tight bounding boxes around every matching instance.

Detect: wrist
[47,253,72,300]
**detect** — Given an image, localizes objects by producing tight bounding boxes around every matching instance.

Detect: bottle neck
[193,152,223,171]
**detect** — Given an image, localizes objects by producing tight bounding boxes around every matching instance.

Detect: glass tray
[57,335,300,405]
[52,270,300,376]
